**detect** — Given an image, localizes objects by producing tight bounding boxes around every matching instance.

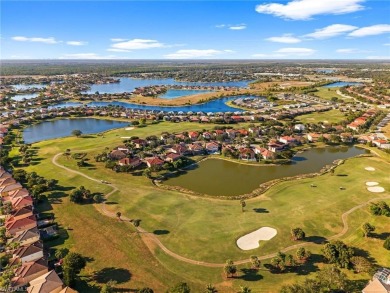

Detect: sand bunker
[236,227,277,250]
[366,182,379,186]
[365,167,375,171]
[125,127,134,131]
[367,186,385,193]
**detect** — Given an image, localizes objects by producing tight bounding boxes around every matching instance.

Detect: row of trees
[69,186,103,204]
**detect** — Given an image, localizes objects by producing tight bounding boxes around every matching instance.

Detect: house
[0,182,23,196]
[7,206,34,222]
[225,129,237,139]
[169,144,190,155]
[294,124,305,131]
[109,150,127,160]
[268,141,287,153]
[261,149,275,160]
[59,287,78,293]
[12,195,34,210]
[118,157,142,168]
[9,227,40,246]
[11,258,48,290]
[6,215,37,236]
[3,188,30,202]
[0,177,17,186]
[307,133,321,142]
[12,242,44,264]
[238,148,256,161]
[188,143,205,155]
[372,139,390,149]
[279,136,298,145]
[165,153,182,163]
[116,145,131,153]
[188,131,199,141]
[132,139,147,149]
[202,132,212,139]
[205,142,220,154]
[362,268,390,293]
[27,270,65,293]
[144,157,164,168]
[340,133,353,143]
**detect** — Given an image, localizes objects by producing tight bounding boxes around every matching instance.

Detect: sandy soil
[366,182,379,186]
[236,227,277,250]
[365,167,376,171]
[367,186,385,193]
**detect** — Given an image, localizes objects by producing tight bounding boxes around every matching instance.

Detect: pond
[160,89,213,99]
[51,95,258,113]
[164,146,369,196]
[84,78,251,94]
[12,84,47,90]
[23,118,129,143]
[323,82,362,88]
[11,93,39,101]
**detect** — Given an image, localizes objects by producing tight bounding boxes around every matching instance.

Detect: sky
[1,0,390,60]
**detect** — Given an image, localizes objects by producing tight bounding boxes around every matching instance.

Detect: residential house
[307,133,321,142]
[132,139,147,149]
[188,143,205,155]
[169,144,190,155]
[27,270,65,293]
[3,188,30,202]
[238,148,256,161]
[118,157,142,168]
[116,145,131,153]
[205,142,220,154]
[6,215,37,236]
[12,195,34,210]
[372,139,390,149]
[165,153,182,163]
[7,206,34,222]
[188,131,199,141]
[144,157,165,168]
[109,150,127,160]
[279,136,298,146]
[0,182,23,197]
[202,131,212,140]
[9,227,40,246]
[340,133,353,143]
[225,129,236,139]
[11,258,48,290]
[11,242,44,264]
[294,124,305,132]
[268,141,287,153]
[362,268,390,293]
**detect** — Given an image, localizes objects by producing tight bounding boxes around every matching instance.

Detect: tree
[362,222,375,237]
[69,189,83,203]
[239,286,252,293]
[316,266,347,291]
[55,248,69,260]
[384,236,390,250]
[93,193,103,203]
[116,211,122,220]
[166,282,191,293]
[72,129,82,137]
[250,255,261,269]
[295,247,311,263]
[322,241,354,268]
[351,256,373,273]
[100,280,116,293]
[139,288,154,293]
[291,228,305,241]
[204,284,217,293]
[62,252,86,286]
[240,199,246,212]
[224,259,237,278]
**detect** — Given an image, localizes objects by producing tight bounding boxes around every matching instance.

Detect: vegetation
[290,228,305,241]
[62,252,86,286]
[224,260,237,278]
[322,241,354,268]
[384,236,390,250]
[361,222,375,237]
[167,282,191,293]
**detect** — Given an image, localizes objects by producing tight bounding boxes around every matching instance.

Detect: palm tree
[239,286,252,293]
[116,211,122,221]
[240,200,246,212]
[204,284,217,293]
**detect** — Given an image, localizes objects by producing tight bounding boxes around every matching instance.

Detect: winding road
[52,152,390,268]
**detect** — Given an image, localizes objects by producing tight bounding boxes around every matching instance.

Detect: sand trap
[367,186,385,193]
[366,182,379,186]
[365,167,375,171]
[125,127,134,131]
[236,227,277,250]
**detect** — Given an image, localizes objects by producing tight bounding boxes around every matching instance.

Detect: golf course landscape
[8,120,390,292]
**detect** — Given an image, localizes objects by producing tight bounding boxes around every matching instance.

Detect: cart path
[52,152,390,268]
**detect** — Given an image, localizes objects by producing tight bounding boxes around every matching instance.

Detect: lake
[323,82,363,88]
[12,84,47,90]
[160,89,212,99]
[164,146,369,196]
[23,118,129,143]
[84,78,251,94]
[11,93,39,101]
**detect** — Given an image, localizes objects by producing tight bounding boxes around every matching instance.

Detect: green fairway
[12,122,390,292]
[296,109,346,124]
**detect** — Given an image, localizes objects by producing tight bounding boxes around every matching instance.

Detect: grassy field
[11,122,390,292]
[295,109,346,124]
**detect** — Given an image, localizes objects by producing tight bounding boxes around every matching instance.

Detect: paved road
[52,152,390,267]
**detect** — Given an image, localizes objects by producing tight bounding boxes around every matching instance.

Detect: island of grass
[8,121,390,292]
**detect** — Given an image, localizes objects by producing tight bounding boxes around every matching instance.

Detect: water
[165,146,369,196]
[84,78,251,94]
[49,102,84,108]
[23,118,129,143]
[11,93,39,101]
[51,95,259,113]
[160,89,212,99]
[323,82,362,88]
[12,84,47,90]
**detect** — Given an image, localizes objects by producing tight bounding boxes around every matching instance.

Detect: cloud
[66,41,88,46]
[229,25,247,30]
[275,47,315,55]
[336,48,370,53]
[164,49,234,59]
[60,53,120,59]
[348,24,390,37]
[111,38,128,42]
[107,48,132,52]
[12,36,59,44]
[255,0,365,20]
[265,34,301,43]
[304,24,358,39]
[366,55,390,60]
[110,39,164,50]
[215,24,226,28]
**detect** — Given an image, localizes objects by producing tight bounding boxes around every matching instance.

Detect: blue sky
[1,0,390,59]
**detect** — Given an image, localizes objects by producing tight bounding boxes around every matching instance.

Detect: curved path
[52,152,390,267]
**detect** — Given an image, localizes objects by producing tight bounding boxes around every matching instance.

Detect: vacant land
[295,109,346,124]
[12,122,390,292]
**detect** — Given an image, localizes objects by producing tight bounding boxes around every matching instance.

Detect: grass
[11,121,390,292]
[296,109,346,124]
[313,87,349,102]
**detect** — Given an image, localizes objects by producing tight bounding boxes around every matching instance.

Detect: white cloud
[164,49,234,59]
[265,34,301,43]
[304,24,358,39]
[366,55,390,60]
[275,47,315,55]
[229,25,247,30]
[12,36,59,44]
[107,48,132,52]
[110,39,164,50]
[215,24,226,28]
[336,48,370,54]
[60,53,120,59]
[111,38,128,42]
[255,0,365,20]
[348,24,390,37]
[66,41,88,46]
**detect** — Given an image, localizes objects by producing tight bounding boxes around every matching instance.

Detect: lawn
[12,122,390,292]
[296,109,346,124]
[313,87,349,102]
